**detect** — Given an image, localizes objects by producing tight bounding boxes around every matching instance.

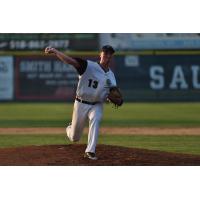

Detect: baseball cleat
[84,152,98,160]
[65,122,72,140]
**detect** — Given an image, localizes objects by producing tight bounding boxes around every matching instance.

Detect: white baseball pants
[66,100,103,153]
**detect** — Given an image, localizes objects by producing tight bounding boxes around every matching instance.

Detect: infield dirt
[1,127,200,135]
[0,144,200,166]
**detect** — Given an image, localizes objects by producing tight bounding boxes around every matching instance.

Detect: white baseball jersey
[76,60,117,102]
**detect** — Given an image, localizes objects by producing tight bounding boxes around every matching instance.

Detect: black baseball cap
[101,45,115,54]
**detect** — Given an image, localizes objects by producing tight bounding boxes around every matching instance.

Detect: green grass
[1,102,200,127]
[0,134,200,155]
[1,102,200,156]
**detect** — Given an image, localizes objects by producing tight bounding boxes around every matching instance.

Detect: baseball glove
[107,86,123,108]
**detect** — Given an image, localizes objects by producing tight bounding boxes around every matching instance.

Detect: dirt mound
[0,144,200,166]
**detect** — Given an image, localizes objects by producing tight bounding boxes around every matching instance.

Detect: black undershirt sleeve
[73,57,87,75]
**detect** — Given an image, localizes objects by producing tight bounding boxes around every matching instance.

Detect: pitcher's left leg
[85,103,103,153]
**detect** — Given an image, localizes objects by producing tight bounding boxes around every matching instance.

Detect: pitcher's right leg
[66,101,88,142]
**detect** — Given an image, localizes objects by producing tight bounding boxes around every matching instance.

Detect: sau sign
[115,54,200,101]
[150,65,200,90]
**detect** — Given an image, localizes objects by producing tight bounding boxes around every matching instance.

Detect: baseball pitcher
[45,45,123,160]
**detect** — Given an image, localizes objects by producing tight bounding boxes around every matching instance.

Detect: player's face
[100,51,113,65]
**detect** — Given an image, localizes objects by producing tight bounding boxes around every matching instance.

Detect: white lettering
[191,65,200,89]
[169,65,188,89]
[150,66,164,89]
[20,61,51,72]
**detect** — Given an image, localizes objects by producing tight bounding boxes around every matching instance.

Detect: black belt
[75,97,98,105]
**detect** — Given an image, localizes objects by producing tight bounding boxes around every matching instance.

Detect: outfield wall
[115,51,200,101]
[1,51,200,102]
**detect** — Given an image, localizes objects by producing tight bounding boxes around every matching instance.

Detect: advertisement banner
[13,53,200,102]
[115,54,200,101]
[100,33,200,50]
[15,55,103,101]
[0,33,98,51]
[0,56,14,100]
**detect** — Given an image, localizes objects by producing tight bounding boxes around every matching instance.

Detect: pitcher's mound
[0,144,200,166]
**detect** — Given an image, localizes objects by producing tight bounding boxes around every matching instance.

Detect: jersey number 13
[88,79,99,89]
